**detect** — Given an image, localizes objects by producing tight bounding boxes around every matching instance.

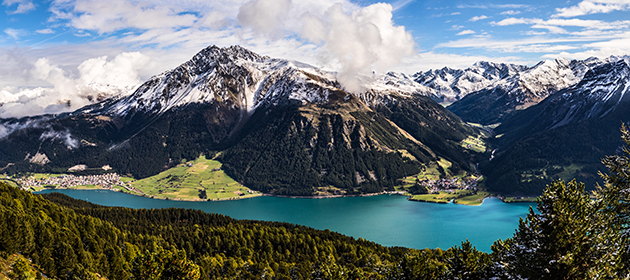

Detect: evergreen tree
[598,124,630,278]
[492,179,623,279]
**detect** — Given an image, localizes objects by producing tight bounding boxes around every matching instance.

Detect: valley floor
[6,155,536,205]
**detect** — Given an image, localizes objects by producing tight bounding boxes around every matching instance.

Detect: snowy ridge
[546,60,630,128]
[102,45,355,119]
[413,55,630,104]
[412,61,528,101]
[93,45,630,125]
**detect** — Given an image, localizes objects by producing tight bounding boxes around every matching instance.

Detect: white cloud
[451,25,464,30]
[2,0,35,14]
[501,10,521,15]
[554,0,630,18]
[456,30,476,35]
[238,0,292,36]
[35,29,55,34]
[436,36,600,54]
[492,17,630,30]
[52,0,199,33]
[531,25,568,34]
[300,3,415,92]
[542,33,630,59]
[0,52,151,118]
[4,28,26,39]
[469,15,488,22]
[458,4,530,9]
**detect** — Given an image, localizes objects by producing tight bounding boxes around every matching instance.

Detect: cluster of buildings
[417,177,479,193]
[18,173,131,191]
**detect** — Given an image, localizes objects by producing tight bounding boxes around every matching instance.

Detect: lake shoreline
[34,188,536,252]
[31,184,528,206]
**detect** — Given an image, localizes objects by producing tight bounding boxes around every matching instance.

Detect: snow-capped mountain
[412,62,529,101]
[444,56,629,124]
[483,59,630,196]
[497,59,630,138]
[97,46,354,118]
[541,59,630,129]
[0,45,476,196]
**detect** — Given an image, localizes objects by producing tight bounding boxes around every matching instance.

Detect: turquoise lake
[37,189,535,252]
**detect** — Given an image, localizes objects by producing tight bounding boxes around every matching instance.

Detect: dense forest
[481,107,627,195]
[1,182,494,279]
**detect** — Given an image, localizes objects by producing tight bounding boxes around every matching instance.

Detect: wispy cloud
[469,15,488,22]
[492,17,630,30]
[435,27,630,56]
[457,4,531,9]
[392,0,414,11]
[4,28,26,39]
[36,28,54,34]
[2,0,35,14]
[501,10,521,15]
[431,12,462,18]
[554,0,630,18]
[531,25,568,34]
[456,30,476,35]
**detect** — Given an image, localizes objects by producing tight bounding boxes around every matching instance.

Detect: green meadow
[129,156,260,201]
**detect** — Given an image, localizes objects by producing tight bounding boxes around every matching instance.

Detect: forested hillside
[1,182,494,279]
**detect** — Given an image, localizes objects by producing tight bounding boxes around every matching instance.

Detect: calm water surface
[37,189,534,252]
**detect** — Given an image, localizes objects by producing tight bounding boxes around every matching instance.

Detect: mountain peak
[201,45,269,63]
[581,59,629,82]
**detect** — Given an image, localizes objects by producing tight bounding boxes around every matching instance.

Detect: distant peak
[193,45,269,64]
[580,59,629,83]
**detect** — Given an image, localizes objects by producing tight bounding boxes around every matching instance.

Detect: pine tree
[492,179,623,279]
[598,124,630,278]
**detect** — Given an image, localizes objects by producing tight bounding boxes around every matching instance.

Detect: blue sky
[1,0,630,117]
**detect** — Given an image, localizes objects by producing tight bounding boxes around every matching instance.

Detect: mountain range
[0,45,477,196]
[482,58,630,195]
[1,45,629,196]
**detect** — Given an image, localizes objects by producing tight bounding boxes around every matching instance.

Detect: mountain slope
[0,45,478,195]
[482,60,630,195]
[447,57,608,125]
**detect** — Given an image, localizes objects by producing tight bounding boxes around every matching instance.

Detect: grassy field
[409,190,475,204]
[554,164,585,181]
[453,191,490,206]
[129,156,260,201]
[460,135,487,153]
[519,164,588,183]
[0,179,20,189]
